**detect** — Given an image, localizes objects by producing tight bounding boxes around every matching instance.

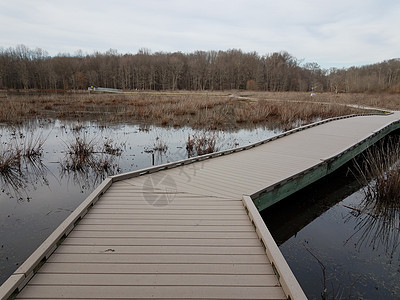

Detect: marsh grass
[0,131,46,176]
[0,91,379,129]
[63,135,96,171]
[354,137,400,208]
[0,133,49,200]
[0,145,23,191]
[71,123,84,132]
[186,132,218,157]
[20,132,46,160]
[350,137,400,257]
[60,133,122,175]
[103,137,123,156]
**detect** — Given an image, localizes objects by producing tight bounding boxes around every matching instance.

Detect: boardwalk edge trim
[242,195,307,300]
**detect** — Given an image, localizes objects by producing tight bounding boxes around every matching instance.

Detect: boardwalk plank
[37,262,274,275]
[82,213,249,220]
[68,230,259,239]
[92,202,244,209]
[62,237,263,246]
[47,253,270,264]
[96,197,242,204]
[72,224,255,232]
[28,273,280,286]
[16,285,286,299]
[85,208,247,215]
[77,218,251,226]
[55,245,265,255]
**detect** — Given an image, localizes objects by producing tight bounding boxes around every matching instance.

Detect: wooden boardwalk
[1,112,400,300]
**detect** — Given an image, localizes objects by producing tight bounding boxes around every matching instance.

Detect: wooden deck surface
[15,192,287,299]
[2,112,400,300]
[11,189,290,299]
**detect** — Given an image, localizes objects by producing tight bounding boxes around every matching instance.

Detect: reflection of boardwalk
[2,112,400,299]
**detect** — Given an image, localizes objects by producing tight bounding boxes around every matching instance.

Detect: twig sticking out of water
[303,245,327,299]
[153,137,168,152]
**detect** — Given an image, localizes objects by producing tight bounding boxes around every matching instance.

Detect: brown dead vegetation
[186,132,218,157]
[0,91,391,129]
[350,137,400,256]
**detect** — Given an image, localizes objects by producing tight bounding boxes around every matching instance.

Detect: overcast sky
[1,0,399,69]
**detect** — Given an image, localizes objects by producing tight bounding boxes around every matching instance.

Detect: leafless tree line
[0,45,399,93]
[328,61,400,93]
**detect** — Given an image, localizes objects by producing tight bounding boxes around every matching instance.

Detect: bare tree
[0,45,399,93]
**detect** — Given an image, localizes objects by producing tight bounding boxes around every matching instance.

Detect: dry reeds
[0,146,22,186]
[354,137,400,206]
[350,136,400,256]
[1,91,379,129]
[103,137,123,156]
[60,133,122,174]
[63,135,96,171]
[0,133,48,200]
[20,132,45,160]
[186,132,218,157]
[0,131,46,175]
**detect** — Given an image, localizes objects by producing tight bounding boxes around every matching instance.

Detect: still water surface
[263,162,400,299]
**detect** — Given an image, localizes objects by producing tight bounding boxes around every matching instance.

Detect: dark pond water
[262,157,400,299]
[0,118,281,285]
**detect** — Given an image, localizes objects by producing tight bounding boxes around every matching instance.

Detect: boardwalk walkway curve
[1,111,400,299]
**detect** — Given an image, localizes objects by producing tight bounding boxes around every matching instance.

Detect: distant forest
[1,45,399,93]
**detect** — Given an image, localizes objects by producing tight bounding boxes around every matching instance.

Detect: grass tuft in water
[60,133,123,174]
[351,136,400,257]
[0,133,49,200]
[186,131,218,157]
[0,146,22,183]
[354,137,400,208]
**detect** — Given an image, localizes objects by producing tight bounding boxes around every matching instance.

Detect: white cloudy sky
[1,0,399,68]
